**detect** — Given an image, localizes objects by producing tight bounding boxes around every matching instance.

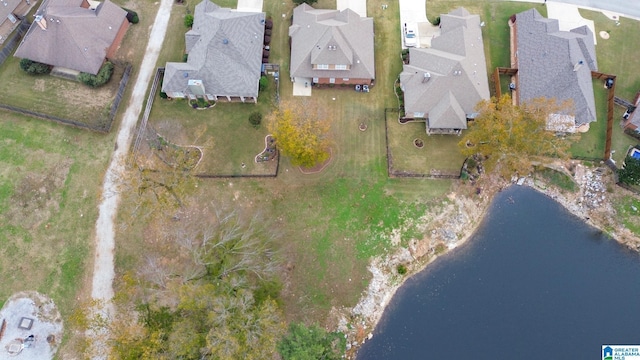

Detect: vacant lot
[117,0,640,333]
[117,0,453,326]
[0,111,114,315]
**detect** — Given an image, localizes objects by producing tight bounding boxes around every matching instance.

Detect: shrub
[184,14,194,28]
[292,0,317,4]
[618,156,640,186]
[159,91,168,99]
[19,58,51,75]
[431,16,441,26]
[249,112,262,128]
[78,62,114,88]
[397,264,407,275]
[259,76,268,91]
[122,8,139,24]
[182,53,188,62]
[278,323,345,360]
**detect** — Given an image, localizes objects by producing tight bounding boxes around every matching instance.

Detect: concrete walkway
[88,0,173,357]
[237,0,263,13]
[293,77,312,96]
[337,0,366,17]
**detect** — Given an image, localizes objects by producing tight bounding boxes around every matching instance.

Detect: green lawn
[0,56,125,129]
[0,111,114,316]
[119,0,453,326]
[387,118,466,175]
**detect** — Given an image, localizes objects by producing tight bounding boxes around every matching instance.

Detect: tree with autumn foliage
[267,100,331,168]
[458,95,575,177]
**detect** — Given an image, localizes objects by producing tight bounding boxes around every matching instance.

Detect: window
[335,64,348,70]
[316,64,329,70]
[173,92,185,98]
[342,78,349,81]
[329,78,335,84]
[312,77,319,83]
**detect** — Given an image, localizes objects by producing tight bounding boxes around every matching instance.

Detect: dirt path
[88,0,172,356]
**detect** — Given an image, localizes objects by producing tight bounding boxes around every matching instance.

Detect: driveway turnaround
[399,0,438,48]
[237,0,263,13]
[337,0,366,17]
[546,2,597,45]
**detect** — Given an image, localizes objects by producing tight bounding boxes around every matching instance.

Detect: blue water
[357,186,640,360]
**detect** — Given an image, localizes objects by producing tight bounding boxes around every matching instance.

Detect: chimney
[573,60,584,72]
[35,15,47,30]
[422,72,431,83]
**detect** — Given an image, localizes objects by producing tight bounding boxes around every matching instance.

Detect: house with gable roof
[512,8,598,132]
[14,0,129,75]
[288,3,374,86]
[400,7,489,135]
[162,0,265,103]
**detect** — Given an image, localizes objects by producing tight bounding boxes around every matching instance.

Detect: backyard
[0,56,127,130]
[117,0,640,329]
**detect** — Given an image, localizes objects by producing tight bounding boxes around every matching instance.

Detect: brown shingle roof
[14,0,127,74]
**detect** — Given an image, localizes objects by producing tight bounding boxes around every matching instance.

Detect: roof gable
[289,3,374,80]
[14,0,127,74]
[428,92,467,129]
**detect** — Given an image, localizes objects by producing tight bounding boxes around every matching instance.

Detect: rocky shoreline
[339,162,640,358]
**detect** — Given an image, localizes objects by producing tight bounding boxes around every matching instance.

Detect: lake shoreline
[343,164,640,358]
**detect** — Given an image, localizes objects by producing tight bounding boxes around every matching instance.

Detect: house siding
[106,18,129,60]
[314,77,371,85]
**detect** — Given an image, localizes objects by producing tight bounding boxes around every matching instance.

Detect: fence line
[132,67,164,158]
[0,20,29,67]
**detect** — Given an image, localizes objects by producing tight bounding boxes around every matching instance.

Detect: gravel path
[88,0,172,355]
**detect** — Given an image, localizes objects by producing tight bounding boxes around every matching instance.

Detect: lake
[357,186,640,359]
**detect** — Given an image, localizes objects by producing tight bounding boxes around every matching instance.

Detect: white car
[404,26,417,47]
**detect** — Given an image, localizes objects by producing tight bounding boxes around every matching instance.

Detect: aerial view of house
[400,7,489,135]
[511,8,598,132]
[14,0,128,75]
[162,0,265,103]
[289,3,374,87]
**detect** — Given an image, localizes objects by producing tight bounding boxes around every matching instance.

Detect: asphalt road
[511,0,640,20]
[555,0,640,19]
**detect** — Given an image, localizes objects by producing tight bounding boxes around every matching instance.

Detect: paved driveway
[237,0,263,12]
[547,2,597,44]
[507,0,640,21]
[337,0,366,17]
[399,0,438,48]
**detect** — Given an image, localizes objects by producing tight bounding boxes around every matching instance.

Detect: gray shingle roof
[0,0,23,28]
[162,0,265,99]
[14,0,127,75]
[289,3,374,80]
[400,7,489,130]
[515,8,598,126]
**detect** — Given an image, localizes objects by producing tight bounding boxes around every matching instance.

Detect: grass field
[116,0,640,331]
[0,56,125,129]
[0,112,114,315]
[117,0,454,326]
